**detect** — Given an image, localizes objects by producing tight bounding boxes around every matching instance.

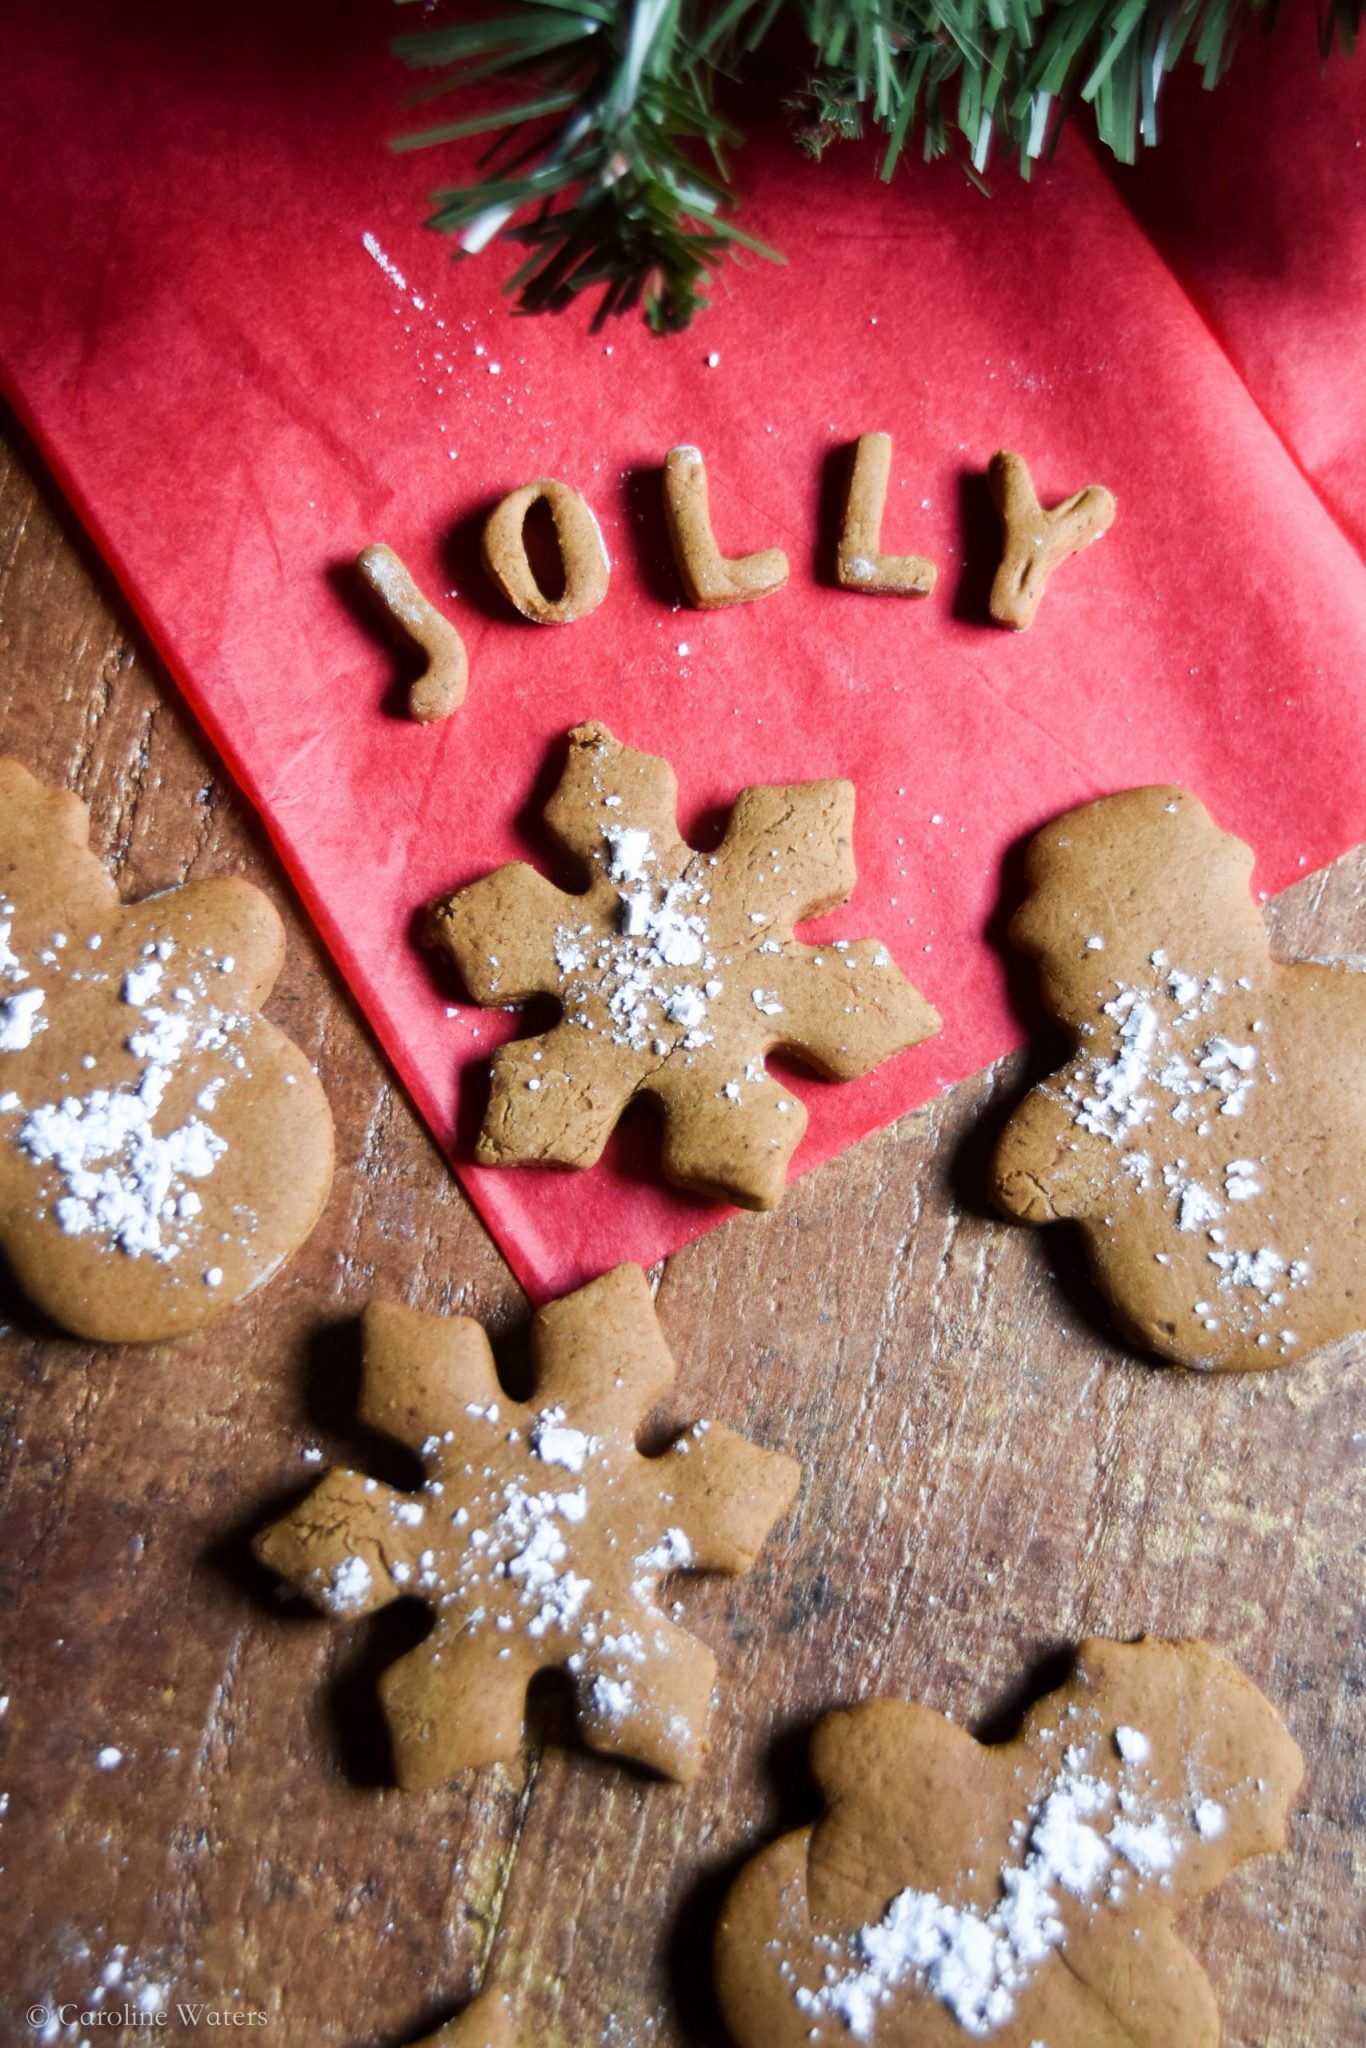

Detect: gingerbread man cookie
[991,786,1366,1370]
[255,1265,800,1785]
[0,759,334,1342]
[425,721,940,1209]
[716,1636,1302,2048]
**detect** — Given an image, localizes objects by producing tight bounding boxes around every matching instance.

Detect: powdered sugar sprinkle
[788,1723,1208,2040]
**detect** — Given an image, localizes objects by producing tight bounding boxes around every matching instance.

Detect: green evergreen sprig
[391,0,1361,329]
[391,1,777,331]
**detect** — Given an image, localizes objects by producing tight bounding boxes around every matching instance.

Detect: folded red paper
[1117,19,1366,564]
[1,1,1363,1299]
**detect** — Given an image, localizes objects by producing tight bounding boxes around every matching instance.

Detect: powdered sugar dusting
[361,230,408,294]
[553,825,720,1053]
[786,1719,1211,2040]
[542,742,892,1081]
[1113,1725,1149,1764]
[0,910,265,1282]
[531,1407,598,1473]
[1193,1797,1227,1841]
[13,941,235,1261]
[320,1554,374,1614]
[1052,951,1310,1357]
[604,825,653,883]
[23,1081,226,1259]
[0,985,46,1050]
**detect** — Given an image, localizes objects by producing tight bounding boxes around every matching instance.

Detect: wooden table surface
[0,405,1361,2048]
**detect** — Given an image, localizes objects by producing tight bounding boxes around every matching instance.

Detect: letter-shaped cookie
[425,720,940,1210]
[662,444,788,608]
[988,449,1115,629]
[716,1637,1302,2047]
[990,785,1366,1370]
[356,543,468,722]
[481,478,610,624]
[837,434,936,595]
[255,1265,800,1786]
[0,759,334,1342]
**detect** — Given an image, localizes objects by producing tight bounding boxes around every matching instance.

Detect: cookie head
[1010,788,1261,1027]
[0,758,335,1343]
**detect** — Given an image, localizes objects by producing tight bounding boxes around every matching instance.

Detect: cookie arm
[476,1028,640,1172]
[382,1628,535,1786]
[120,877,285,1007]
[531,1263,677,1435]
[427,865,570,1004]
[991,1077,1101,1222]
[1052,1910,1221,2048]
[543,719,684,868]
[805,1699,993,1922]
[659,1424,800,1571]
[650,1060,808,1211]
[253,1469,406,1616]
[360,1301,503,1447]
[1062,1636,1304,1896]
[715,1834,816,2048]
[576,1618,717,1781]
[0,756,117,928]
[748,940,941,1079]
[707,781,857,933]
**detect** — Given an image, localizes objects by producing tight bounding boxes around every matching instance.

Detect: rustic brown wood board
[0,408,1361,2048]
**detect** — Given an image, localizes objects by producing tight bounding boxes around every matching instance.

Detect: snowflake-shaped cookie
[0,757,334,1341]
[255,1264,800,1785]
[717,1637,1302,2047]
[425,721,940,1209]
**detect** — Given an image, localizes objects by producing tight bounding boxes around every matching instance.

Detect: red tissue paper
[1,1,1363,1299]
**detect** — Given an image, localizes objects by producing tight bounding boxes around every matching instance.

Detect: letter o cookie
[481,479,610,624]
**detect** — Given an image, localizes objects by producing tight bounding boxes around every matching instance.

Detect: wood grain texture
[0,408,1361,2048]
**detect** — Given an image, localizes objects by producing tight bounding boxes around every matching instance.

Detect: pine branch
[391,0,781,331]
[788,0,1361,176]
[391,0,1363,328]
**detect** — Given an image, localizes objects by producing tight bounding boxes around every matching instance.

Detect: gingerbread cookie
[255,1265,800,1785]
[837,434,936,596]
[988,450,1115,630]
[356,543,468,722]
[409,1990,519,2048]
[662,444,788,608]
[716,1636,1302,2047]
[425,721,940,1210]
[481,478,610,624]
[0,759,334,1342]
[991,786,1366,1370]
